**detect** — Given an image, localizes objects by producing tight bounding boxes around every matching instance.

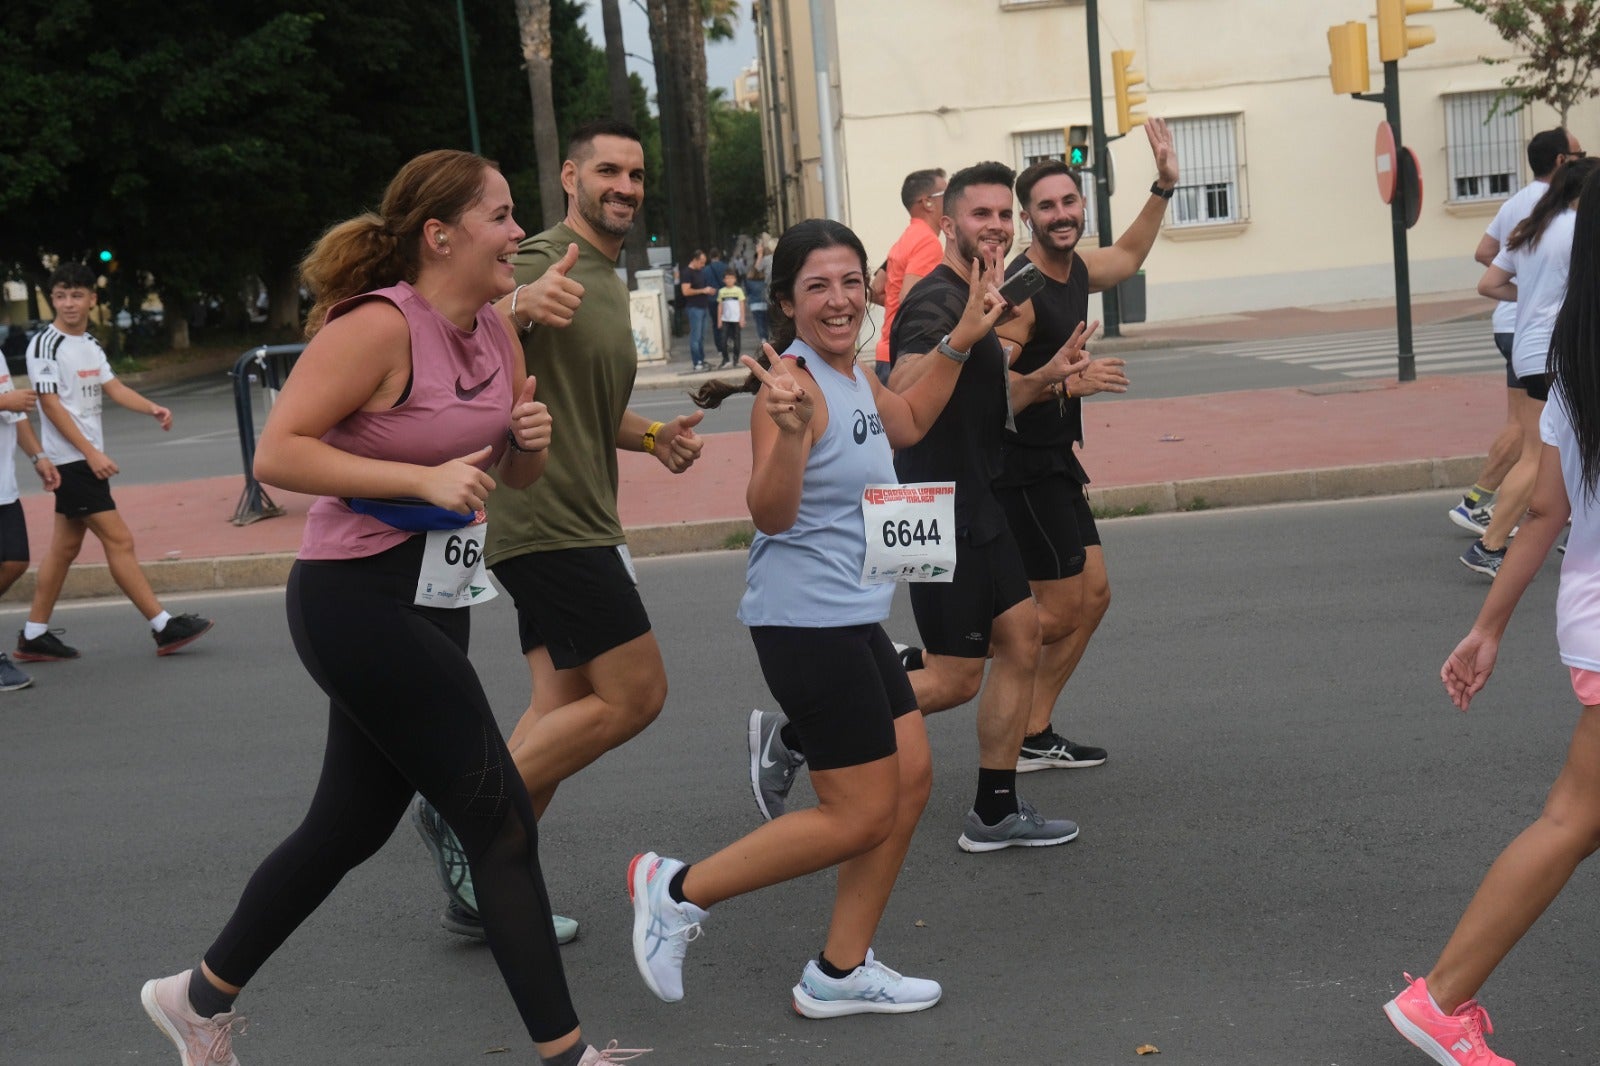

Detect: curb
[24,456,1484,601]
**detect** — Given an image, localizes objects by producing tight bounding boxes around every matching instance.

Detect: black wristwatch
[1150,181,1175,200]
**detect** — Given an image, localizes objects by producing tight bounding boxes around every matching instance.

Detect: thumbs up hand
[509,374,552,454]
[507,242,586,330]
[653,409,705,474]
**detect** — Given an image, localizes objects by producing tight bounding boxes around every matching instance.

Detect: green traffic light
[99,249,113,263]
[1069,147,1088,167]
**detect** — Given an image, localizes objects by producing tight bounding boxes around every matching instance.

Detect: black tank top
[1000,252,1090,487]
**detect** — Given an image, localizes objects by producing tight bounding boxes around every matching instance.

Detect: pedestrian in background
[746,239,771,347]
[1386,166,1600,1066]
[679,250,713,372]
[0,360,55,690]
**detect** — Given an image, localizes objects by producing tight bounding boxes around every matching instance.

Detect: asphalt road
[3,492,1590,1065]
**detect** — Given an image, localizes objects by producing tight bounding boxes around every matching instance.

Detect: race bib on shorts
[415,516,498,608]
[860,482,957,584]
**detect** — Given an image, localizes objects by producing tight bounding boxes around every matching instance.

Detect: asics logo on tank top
[454,366,501,402]
[852,409,883,445]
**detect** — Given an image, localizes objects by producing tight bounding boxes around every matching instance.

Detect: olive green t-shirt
[486,222,637,564]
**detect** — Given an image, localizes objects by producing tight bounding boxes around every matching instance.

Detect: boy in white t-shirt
[0,364,58,690]
[17,263,213,661]
[714,270,745,369]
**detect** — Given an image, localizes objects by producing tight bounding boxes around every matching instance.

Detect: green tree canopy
[1459,0,1600,126]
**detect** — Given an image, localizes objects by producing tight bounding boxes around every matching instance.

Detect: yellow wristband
[643,420,665,454]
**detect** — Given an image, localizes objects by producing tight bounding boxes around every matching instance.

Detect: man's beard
[578,183,637,237]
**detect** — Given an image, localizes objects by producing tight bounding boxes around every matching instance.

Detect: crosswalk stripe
[1206,320,1500,380]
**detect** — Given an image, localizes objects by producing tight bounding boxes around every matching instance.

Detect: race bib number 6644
[859,482,957,584]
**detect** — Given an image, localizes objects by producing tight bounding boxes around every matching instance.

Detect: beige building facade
[755,0,1598,322]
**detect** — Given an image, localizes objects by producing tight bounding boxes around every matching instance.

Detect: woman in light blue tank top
[624,220,1010,1019]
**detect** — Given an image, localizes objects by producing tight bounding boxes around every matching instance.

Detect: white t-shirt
[0,369,28,506]
[1485,180,1548,334]
[25,324,116,465]
[1493,207,1576,379]
[1541,391,1600,671]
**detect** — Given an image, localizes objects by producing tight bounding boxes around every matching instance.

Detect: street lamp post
[455,0,482,155]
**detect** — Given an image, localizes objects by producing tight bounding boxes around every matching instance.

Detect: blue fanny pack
[344,497,478,532]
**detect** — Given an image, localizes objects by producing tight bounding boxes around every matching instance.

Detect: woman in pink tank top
[139,151,644,1066]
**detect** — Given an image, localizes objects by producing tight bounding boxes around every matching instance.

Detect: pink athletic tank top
[298,281,515,561]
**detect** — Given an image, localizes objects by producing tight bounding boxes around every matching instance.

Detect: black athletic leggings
[203,538,577,1042]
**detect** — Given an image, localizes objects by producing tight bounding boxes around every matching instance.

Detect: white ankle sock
[23,621,48,640]
[150,611,172,633]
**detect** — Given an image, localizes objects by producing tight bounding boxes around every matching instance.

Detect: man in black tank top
[991,119,1179,774]
[886,161,1088,852]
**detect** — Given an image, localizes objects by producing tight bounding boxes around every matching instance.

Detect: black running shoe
[15,628,79,662]
[153,614,214,656]
[1017,730,1108,772]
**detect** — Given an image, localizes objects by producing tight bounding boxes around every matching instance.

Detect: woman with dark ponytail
[1463,157,1600,577]
[1385,167,1600,1066]
[140,150,643,1066]
[629,218,1036,1019]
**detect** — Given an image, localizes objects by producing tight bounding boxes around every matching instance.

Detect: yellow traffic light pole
[1328,1,1435,382]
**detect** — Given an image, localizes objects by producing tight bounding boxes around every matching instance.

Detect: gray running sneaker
[747,709,805,821]
[1459,539,1505,578]
[0,652,33,691]
[957,800,1079,853]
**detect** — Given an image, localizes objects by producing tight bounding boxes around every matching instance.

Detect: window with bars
[1167,115,1246,227]
[1444,92,1523,202]
[1013,129,1098,236]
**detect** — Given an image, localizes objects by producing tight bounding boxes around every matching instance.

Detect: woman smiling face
[786,244,867,363]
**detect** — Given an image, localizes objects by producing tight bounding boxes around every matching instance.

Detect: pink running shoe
[140,970,247,1066]
[577,1041,651,1064]
[1383,972,1513,1065]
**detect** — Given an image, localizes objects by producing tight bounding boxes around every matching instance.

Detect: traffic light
[1111,50,1147,136]
[1327,22,1370,95]
[98,249,113,263]
[1377,0,1435,63]
[1066,124,1090,168]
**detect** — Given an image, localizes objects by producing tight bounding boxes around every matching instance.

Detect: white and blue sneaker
[1448,501,1493,535]
[791,949,942,1018]
[1460,539,1506,578]
[628,852,707,1002]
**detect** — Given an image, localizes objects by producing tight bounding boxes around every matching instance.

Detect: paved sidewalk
[11,292,1504,600]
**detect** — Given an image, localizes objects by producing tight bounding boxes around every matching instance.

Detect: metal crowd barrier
[230,344,305,525]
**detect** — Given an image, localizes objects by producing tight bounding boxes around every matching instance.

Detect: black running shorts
[53,460,116,518]
[749,623,916,771]
[0,500,28,563]
[491,546,652,669]
[908,525,1032,659]
[1495,333,1517,389]
[1519,373,1551,403]
[995,473,1100,582]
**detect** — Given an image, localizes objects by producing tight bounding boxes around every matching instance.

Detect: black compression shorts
[995,473,1100,582]
[908,526,1032,659]
[491,545,652,669]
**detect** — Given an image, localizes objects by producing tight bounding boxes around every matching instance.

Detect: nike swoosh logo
[454,366,501,401]
[760,726,782,768]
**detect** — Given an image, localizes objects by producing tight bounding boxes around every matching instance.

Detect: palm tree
[513,0,564,228]
[702,0,741,41]
[647,0,712,254]
[600,0,649,279]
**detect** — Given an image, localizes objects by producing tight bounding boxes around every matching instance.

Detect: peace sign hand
[743,345,813,436]
[950,256,1009,353]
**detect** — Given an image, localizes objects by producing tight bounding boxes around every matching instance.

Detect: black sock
[1023,722,1053,744]
[974,768,1019,825]
[900,645,924,673]
[779,722,805,756]
[817,951,862,979]
[667,863,692,905]
[186,965,237,1018]
[540,1043,589,1066]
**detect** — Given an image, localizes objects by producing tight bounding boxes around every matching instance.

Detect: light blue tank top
[738,340,897,627]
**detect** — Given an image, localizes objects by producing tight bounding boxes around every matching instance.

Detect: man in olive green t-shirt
[410,120,705,943]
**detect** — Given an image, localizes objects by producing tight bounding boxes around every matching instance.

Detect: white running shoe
[628,852,708,1002]
[791,949,942,1018]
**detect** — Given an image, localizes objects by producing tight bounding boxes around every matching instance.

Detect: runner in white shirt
[1450,127,1583,536]
[17,262,213,661]
[0,364,58,689]
[1386,169,1600,1065]
[1462,157,1600,578]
